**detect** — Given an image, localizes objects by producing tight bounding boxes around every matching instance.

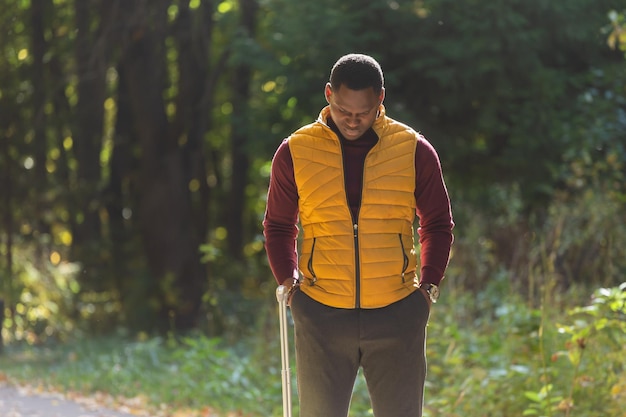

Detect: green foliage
[523,283,626,417]
[1,247,78,344]
[394,0,626,207]
[447,143,626,295]
[0,243,127,344]
[420,281,626,417]
[2,283,624,416]
[0,333,283,416]
[607,10,626,53]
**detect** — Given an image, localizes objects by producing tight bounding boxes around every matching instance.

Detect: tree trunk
[227,0,258,261]
[72,0,107,289]
[30,0,51,261]
[119,0,206,332]
[104,63,148,331]
[0,112,14,354]
[172,2,212,256]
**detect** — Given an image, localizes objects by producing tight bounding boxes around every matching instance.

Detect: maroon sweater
[263,116,454,289]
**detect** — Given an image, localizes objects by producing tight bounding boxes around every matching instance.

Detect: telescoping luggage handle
[276,285,292,417]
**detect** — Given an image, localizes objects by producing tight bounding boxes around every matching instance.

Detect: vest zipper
[336,128,374,309]
[353,223,360,308]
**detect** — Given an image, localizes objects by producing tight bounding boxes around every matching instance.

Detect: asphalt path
[0,383,137,417]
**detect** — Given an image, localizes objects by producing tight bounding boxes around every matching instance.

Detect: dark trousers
[290,289,430,417]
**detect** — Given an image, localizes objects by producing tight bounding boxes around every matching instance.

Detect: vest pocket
[305,238,318,285]
[399,234,409,283]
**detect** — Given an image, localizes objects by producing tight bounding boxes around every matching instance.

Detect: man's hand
[282,277,300,306]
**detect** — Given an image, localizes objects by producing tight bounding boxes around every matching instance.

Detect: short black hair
[329,53,384,94]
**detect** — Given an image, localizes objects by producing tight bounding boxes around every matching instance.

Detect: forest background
[0,0,625,416]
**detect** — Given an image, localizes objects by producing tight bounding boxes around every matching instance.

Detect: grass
[1,281,625,417]
[0,334,284,416]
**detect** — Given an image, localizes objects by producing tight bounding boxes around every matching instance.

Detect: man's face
[325,83,384,141]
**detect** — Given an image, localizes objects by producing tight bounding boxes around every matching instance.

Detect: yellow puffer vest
[289,106,419,309]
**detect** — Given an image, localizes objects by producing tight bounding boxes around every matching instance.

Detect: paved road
[0,383,137,417]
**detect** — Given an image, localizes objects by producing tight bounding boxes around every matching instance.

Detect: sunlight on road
[0,382,137,417]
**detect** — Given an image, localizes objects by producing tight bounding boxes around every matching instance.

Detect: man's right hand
[282,277,300,306]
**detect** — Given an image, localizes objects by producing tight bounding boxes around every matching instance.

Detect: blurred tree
[113,0,219,331]
[226,0,258,262]
[72,0,108,288]
[29,0,51,255]
[389,0,625,209]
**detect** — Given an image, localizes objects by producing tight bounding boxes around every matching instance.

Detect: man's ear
[324,83,332,103]
[379,87,386,104]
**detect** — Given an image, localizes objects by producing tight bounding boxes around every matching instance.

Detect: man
[263,53,454,417]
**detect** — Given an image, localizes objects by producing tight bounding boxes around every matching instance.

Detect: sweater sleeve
[414,136,454,286]
[262,139,300,285]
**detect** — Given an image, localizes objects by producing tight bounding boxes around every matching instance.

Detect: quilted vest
[289,106,419,309]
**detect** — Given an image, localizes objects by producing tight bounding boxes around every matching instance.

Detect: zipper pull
[353,223,358,237]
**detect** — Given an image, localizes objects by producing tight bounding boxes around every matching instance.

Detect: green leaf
[568,348,581,366]
[524,391,541,403]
